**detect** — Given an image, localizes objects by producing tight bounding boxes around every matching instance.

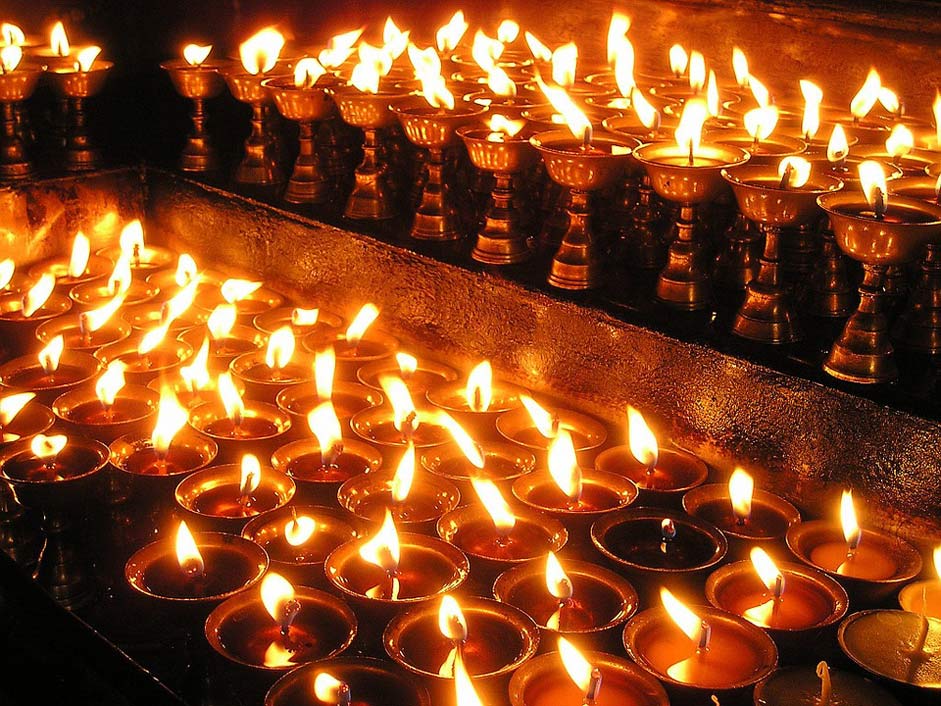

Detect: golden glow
[408,43,454,110]
[660,587,703,643]
[487,114,526,140]
[50,22,69,57]
[0,259,14,289]
[207,304,237,340]
[1,23,25,47]
[885,123,914,158]
[38,335,64,374]
[732,46,749,87]
[261,572,296,624]
[350,45,385,94]
[294,57,327,88]
[749,75,770,108]
[64,236,93,286]
[613,37,635,98]
[551,42,578,87]
[471,30,504,70]
[632,89,661,131]
[688,50,705,92]
[218,372,245,426]
[878,86,899,115]
[487,65,516,97]
[240,454,262,496]
[547,430,581,502]
[175,520,205,576]
[728,467,755,523]
[0,392,34,427]
[239,27,285,75]
[221,278,262,303]
[706,70,719,117]
[669,44,688,77]
[674,98,708,159]
[291,307,319,326]
[180,337,211,392]
[524,32,552,62]
[390,442,416,503]
[285,514,316,546]
[163,279,199,323]
[265,326,296,370]
[454,652,484,706]
[137,321,170,356]
[31,433,67,460]
[744,105,779,142]
[22,273,55,318]
[520,394,557,438]
[313,673,347,705]
[396,352,418,378]
[382,17,410,60]
[800,80,823,140]
[441,414,485,469]
[151,387,189,456]
[750,547,785,593]
[826,124,849,164]
[358,509,400,572]
[778,156,812,189]
[858,160,888,213]
[315,346,336,400]
[345,303,379,345]
[627,405,658,467]
[464,361,493,412]
[307,401,343,461]
[934,91,941,147]
[174,253,198,287]
[535,76,590,143]
[74,46,101,72]
[546,551,573,601]
[95,361,127,408]
[183,44,212,67]
[607,12,632,65]
[263,643,294,669]
[318,29,362,69]
[840,489,862,549]
[558,637,594,694]
[933,545,941,581]
[438,594,468,641]
[119,219,145,260]
[379,375,418,437]
[0,45,23,73]
[436,11,468,54]
[850,68,881,120]
[471,478,516,534]
[107,255,132,296]
[497,19,520,44]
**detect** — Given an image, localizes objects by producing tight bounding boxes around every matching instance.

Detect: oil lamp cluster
[0,216,939,706]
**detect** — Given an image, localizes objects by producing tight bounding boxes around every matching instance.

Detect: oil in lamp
[36,291,130,353]
[52,359,159,442]
[426,360,524,440]
[0,334,101,405]
[263,58,338,204]
[189,371,292,463]
[383,595,539,705]
[0,273,72,355]
[393,45,487,241]
[231,325,313,401]
[531,79,637,289]
[70,254,158,310]
[633,98,750,310]
[303,302,398,379]
[352,375,452,448]
[705,547,849,660]
[95,321,194,386]
[682,467,800,557]
[223,28,287,185]
[817,160,941,383]
[493,551,639,650]
[358,351,457,397]
[29,231,112,292]
[0,44,42,180]
[787,489,923,605]
[97,219,175,273]
[179,303,267,367]
[593,405,709,507]
[508,636,670,706]
[755,661,902,706]
[264,658,431,706]
[338,441,461,533]
[125,519,268,603]
[622,587,778,701]
[857,123,936,176]
[255,305,343,338]
[724,156,841,343]
[899,545,941,618]
[161,44,225,172]
[271,400,381,503]
[0,391,54,445]
[205,571,357,672]
[497,394,607,460]
[44,45,112,171]
[242,505,361,586]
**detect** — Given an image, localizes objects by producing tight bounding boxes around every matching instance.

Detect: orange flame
[778,156,811,189]
[551,42,578,87]
[627,405,658,467]
[669,44,688,76]
[0,392,34,427]
[535,76,591,143]
[744,105,779,142]
[525,32,552,62]
[218,372,245,426]
[661,587,706,644]
[688,50,705,93]
[379,375,418,437]
[497,20,520,44]
[294,57,327,89]
[239,454,261,496]
[307,401,343,464]
[827,124,849,164]
[265,326,296,370]
[315,347,336,400]
[391,442,416,503]
[95,361,127,408]
[674,98,708,161]
[885,123,914,158]
[728,467,754,523]
[850,69,881,120]
[151,387,189,456]
[318,29,363,69]
[50,21,69,57]
[107,255,132,296]
[520,394,558,439]
[207,304,237,340]
[314,673,348,705]
[175,520,205,576]
[0,259,14,289]
[358,509,400,572]
[732,47,749,87]
[74,46,101,72]
[38,335,64,374]
[260,571,296,624]
[0,45,23,73]
[558,637,595,695]
[546,550,573,601]
[31,433,67,460]
[183,44,212,67]
[464,361,493,412]
[548,430,581,502]
[858,160,888,214]
[607,12,632,65]
[285,514,316,546]
[239,27,284,75]
[840,489,862,550]
[291,307,319,326]
[800,80,823,140]
[345,303,379,346]
[436,11,468,54]
[221,278,262,304]
[22,273,55,318]
[180,337,211,392]
[1,23,25,47]
[471,478,516,534]
[396,352,418,378]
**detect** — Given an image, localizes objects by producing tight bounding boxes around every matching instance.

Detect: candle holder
[161,59,225,172]
[222,64,284,185]
[145,371,244,411]
[839,610,941,697]
[722,165,842,343]
[392,96,487,241]
[230,349,315,402]
[111,428,218,494]
[97,244,175,275]
[0,396,54,445]
[786,520,923,605]
[175,462,296,532]
[509,649,669,706]
[35,310,131,353]
[124,301,208,334]
[422,442,536,498]
[205,584,357,673]
[383,597,540,706]
[426,378,524,441]
[178,325,267,367]
[494,558,639,651]
[242,505,362,587]
[458,124,538,264]
[29,253,112,293]
[633,141,750,310]
[188,400,292,464]
[899,578,941,620]
[145,269,224,301]
[254,307,343,338]
[275,381,382,435]
[332,85,410,220]
[754,664,903,706]
[591,508,728,604]
[817,191,941,383]
[95,336,193,386]
[52,382,158,443]
[855,145,937,177]
[0,435,109,608]
[705,559,848,662]
[302,330,398,381]
[0,64,42,180]
[0,289,72,356]
[530,130,638,289]
[496,406,607,455]
[683,482,801,559]
[351,406,453,449]
[359,358,457,397]
[265,657,431,706]
[594,443,709,508]
[338,471,460,534]
[45,61,113,171]
[70,279,159,310]
[0,349,101,406]
[271,436,382,505]
[622,604,778,703]
[196,284,283,323]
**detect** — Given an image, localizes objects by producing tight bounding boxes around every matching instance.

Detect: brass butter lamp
[0,45,41,181]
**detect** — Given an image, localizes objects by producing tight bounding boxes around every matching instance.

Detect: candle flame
[221,278,262,304]
[551,42,578,87]
[22,273,55,317]
[265,326,296,370]
[546,550,573,601]
[314,673,348,705]
[728,467,755,523]
[669,44,688,76]
[183,44,212,67]
[239,453,262,495]
[933,545,941,580]
[749,75,770,108]
[31,433,67,460]
[934,91,941,147]
[292,307,318,326]
[1,23,25,47]
[180,337,211,392]
[536,77,591,144]
[261,571,296,623]
[688,51,705,93]
[318,29,363,69]
[674,99,708,160]
[547,430,581,502]
[520,394,558,439]
[436,11,468,54]
[163,279,199,323]
[558,636,595,695]
[732,47,750,87]
[390,442,416,503]
[74,46,101,72]
[218,372,245,426]
[660,587,704,644]
[239,27,284,75]
[207,304,237,340]
[0,392,34,427]
[151,387,188,456]
[840,489,862,549]
[358,509,400,572]
[497,19,520,44]
[285,514,316,546]
[744,105,779,142]
[850,68,881,120]
[175,520,205,576]
[345,303,379,346]
[827,124,849,164]
[486,115,526,143]
[396,352,417,378]
[627,405,658,467]
[379,375,418,437]
[50,21,69,57]
[858,160,888,213]
[294,57,327,89]
[408,43,454,110]
[307,401,343,464]
[171,253,198,289]
[138,322,170,356]
[607,12,632,65]
[0,45,22,73]
[525,32,552,62]
[454,651,484,706]
[487,65,517,97]
[0,259,14,289]
[107,255,132,296]
[464,361,493,412]
[350,43,389,94]
[471,478,516,533]
[613,37,635,98]
[315,346,335,400]
[777,158,811,194]
[441,414,485,469]
[632,89,661,131]
[885,123,914,158]
[800,80,823,140]
[750,547,785,594]
[38,335,64,374]
[706,71,719,118]
[471,30,504,71]
[438,594,468,641]
[263,643,294,668]
[95,360,127,407]
[878,86,899,114]
[119,219,145,260]
[382,17,409,59]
